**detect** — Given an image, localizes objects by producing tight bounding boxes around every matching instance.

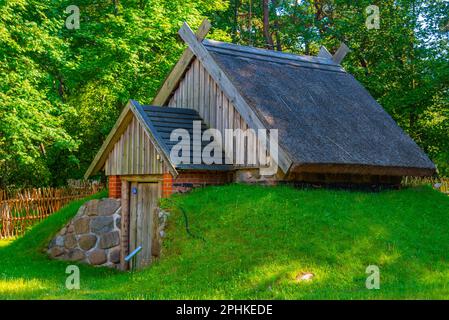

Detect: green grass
[1,184,449,299]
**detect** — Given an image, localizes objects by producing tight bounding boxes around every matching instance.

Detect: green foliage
[0,0,447,187]
[0,0,228,187]
[1,184,449,299]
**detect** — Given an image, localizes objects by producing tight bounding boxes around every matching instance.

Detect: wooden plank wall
[168,58,262,166]
[105,116,166,175]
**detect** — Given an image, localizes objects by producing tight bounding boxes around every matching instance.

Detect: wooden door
[129,182,160,269]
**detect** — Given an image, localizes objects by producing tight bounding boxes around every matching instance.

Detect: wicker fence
[0,182,103,239]
[402,177,449,194]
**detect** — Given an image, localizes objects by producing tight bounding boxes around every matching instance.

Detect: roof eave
[290,163,436,177]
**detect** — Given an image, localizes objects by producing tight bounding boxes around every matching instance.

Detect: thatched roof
[203,39,436,176]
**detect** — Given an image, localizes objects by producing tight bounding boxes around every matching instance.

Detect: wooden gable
[167,58,261,167]
[105,114,168,176]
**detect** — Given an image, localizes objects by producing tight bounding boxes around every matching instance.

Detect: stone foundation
[48,198,122,268]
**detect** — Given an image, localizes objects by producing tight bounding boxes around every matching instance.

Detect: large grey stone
[67,224,75,233]
[67,249,85,261]
[74,217,90,234]
[109,247,121,264]
[99,231,120,249]
[88,250,107,265]
[64,234,77,249]
[98,199,120,216]
[79,234,97,251]
[86,199,100,216]
[49,246,65,258]
[55,236,64,247]
[90,216,114,234]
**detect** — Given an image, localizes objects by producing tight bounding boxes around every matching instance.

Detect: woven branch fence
[402,177,449,194]
[0,182,104,239]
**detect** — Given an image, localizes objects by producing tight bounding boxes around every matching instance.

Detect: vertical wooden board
[121,126,127,174]
[225,101,234,162]
[110,146,115,175]
[136,119,140,175]
[248,123,257,166]
[140,184,149,266]
[210,79,216,128]
[193,60,199,112]
[199,62,204,118]
[170,90,176,107]
[129,182,138,269]
[187,66,193,108]
[228,101,234,130]
[184,68,189,107]
[191,63,196,109]
[149,136,154,173]
[105,158,109,176]
[136,183,144,268]
[223,96,228,131]
[204,68,210,125]
[140,125,145,174]
[148,136,153,174]
[125,120,130,175]
[181,77,186,107]
[223,97,229,160]
[233,116,240,166]
[150,183,159,258]
[117,136,122,175]
[186,69,191,108]
[125,124,130,174]
[120,181,130,270]
[216,90,222,138]
[177,78,182,107]
[176,88,180,107]
[132,119,136,174]
[243,120,248,165]
[114,134,118,174]
[142,131,147,174]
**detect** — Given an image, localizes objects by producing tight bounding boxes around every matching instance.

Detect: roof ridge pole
[151,19,211,106]
[332,43,351,64]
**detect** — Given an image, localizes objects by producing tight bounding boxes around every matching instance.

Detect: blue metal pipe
[125,246,142,262]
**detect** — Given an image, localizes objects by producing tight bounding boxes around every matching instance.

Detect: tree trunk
[272,0,282,51]
[232,0,240,42]
[248,0,253,45]
[262,0,274,50]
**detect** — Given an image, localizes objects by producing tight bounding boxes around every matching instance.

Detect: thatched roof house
[204,40,435,178]
[86,20,435,188]
[84,20,435,270]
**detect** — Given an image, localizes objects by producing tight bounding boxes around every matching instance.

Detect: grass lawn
[1,184,449,299]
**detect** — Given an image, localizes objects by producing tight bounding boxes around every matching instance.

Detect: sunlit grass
[0,184,449,299]
[0,240,12,248]
[0,279,48,295]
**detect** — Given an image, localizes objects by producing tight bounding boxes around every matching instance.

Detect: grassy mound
[1,184,449,299]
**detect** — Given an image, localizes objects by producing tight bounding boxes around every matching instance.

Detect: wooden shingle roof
[136,104,231,171]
